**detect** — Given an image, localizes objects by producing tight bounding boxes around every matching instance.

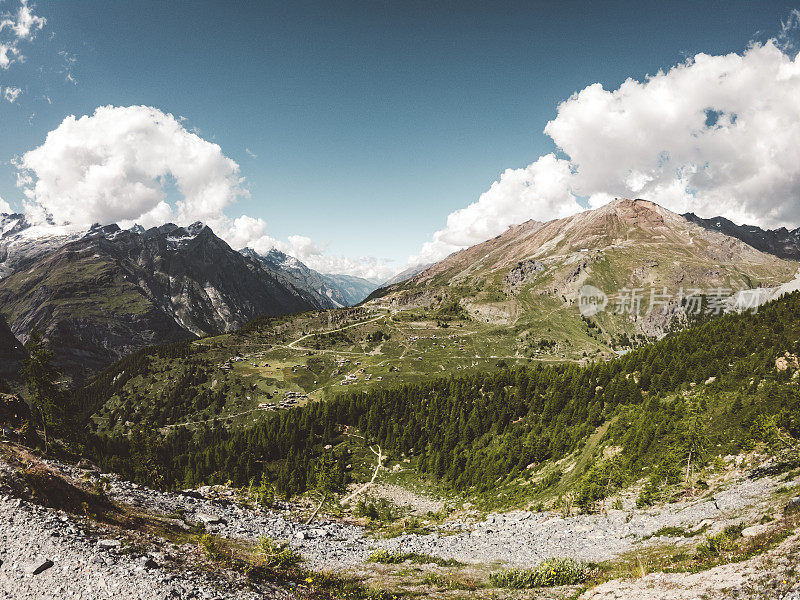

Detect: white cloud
[0,0,45,41]
[0,196,10,213]
[412,36,800,265]
[545,40,800,228]
[409,154,581,264]
[0,0,44,70]
[245,148,257,159]
[3,85,21,102]
[16,104,393,280]
[58,50,77,85]
[17,105,246,226]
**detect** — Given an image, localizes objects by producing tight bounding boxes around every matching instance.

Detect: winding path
[287,314,387,350]
[340,444,383,505]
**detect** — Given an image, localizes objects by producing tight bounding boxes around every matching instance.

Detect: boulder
[196,512,227,525]
[741,524,769,538]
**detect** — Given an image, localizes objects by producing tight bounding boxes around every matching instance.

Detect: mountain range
[2,199,799,379]
[370,198,798,343]
[240,247,378,308]
[683,212,800,261]
[0,215,377,379]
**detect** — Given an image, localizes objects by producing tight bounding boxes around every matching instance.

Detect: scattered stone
[24,558,54,575]
[195,513,227,525]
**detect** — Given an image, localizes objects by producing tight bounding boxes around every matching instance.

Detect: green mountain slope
[370,198,797,352]
[79,291,800,509]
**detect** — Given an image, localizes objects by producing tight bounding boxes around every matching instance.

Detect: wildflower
[305,576,314,583]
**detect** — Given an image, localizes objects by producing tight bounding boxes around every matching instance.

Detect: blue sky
[1,1,799,278]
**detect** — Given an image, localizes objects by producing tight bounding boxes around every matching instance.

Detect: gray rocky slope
[1,447,798,599]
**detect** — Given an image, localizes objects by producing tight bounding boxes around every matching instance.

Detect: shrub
[256,537,302,569]
[489,557,589,588]
[354,497,400,522]
[368,549,404,564]
[198,534,226,561]
[695,524,744,558]
[368,549,462,566]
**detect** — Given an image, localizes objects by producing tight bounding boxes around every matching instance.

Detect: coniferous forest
[76,292,800,507]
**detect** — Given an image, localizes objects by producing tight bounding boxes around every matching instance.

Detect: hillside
[0,223,330,379]
[80,290,800,502]
[372,198,797,350]
[0,316,24,378]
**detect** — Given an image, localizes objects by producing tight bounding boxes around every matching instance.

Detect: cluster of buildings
[257,391,308,411]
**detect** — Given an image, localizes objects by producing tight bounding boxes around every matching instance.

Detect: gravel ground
[381,476,788,566]
[1,450,797,599]
[581,531,800,600]
[0,494,280,600]
[39,455,797,571]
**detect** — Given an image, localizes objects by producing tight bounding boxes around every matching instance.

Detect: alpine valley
[2,197,800,600]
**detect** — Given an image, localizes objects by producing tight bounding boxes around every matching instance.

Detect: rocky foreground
[1,445,799,599]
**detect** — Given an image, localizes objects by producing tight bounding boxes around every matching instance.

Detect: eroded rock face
[0,222,330,379]
[505,259,545,290]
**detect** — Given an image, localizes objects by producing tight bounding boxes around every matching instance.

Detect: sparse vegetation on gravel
[489,557,591,588]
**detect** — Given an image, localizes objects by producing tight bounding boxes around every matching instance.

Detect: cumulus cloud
[545,40,800,228]
[0,196,11,213]
[17,105,246,226]
[17,104,392,279]
[410,154,581,264]
[412,36,800,265]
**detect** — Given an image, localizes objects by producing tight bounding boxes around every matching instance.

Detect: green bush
[367,549,404,564]
[355,497,400,522]
[489,557,589,588]
[256,537,302,569]
[368,549,462,566]
[695,524,744,558]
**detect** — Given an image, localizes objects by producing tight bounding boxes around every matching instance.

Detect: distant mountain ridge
[683,212,800,261]
[0,218,331,378]
[240,247,378,307]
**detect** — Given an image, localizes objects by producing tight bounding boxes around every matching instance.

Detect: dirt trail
[288,314,386,350]
[340,445,382,505]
